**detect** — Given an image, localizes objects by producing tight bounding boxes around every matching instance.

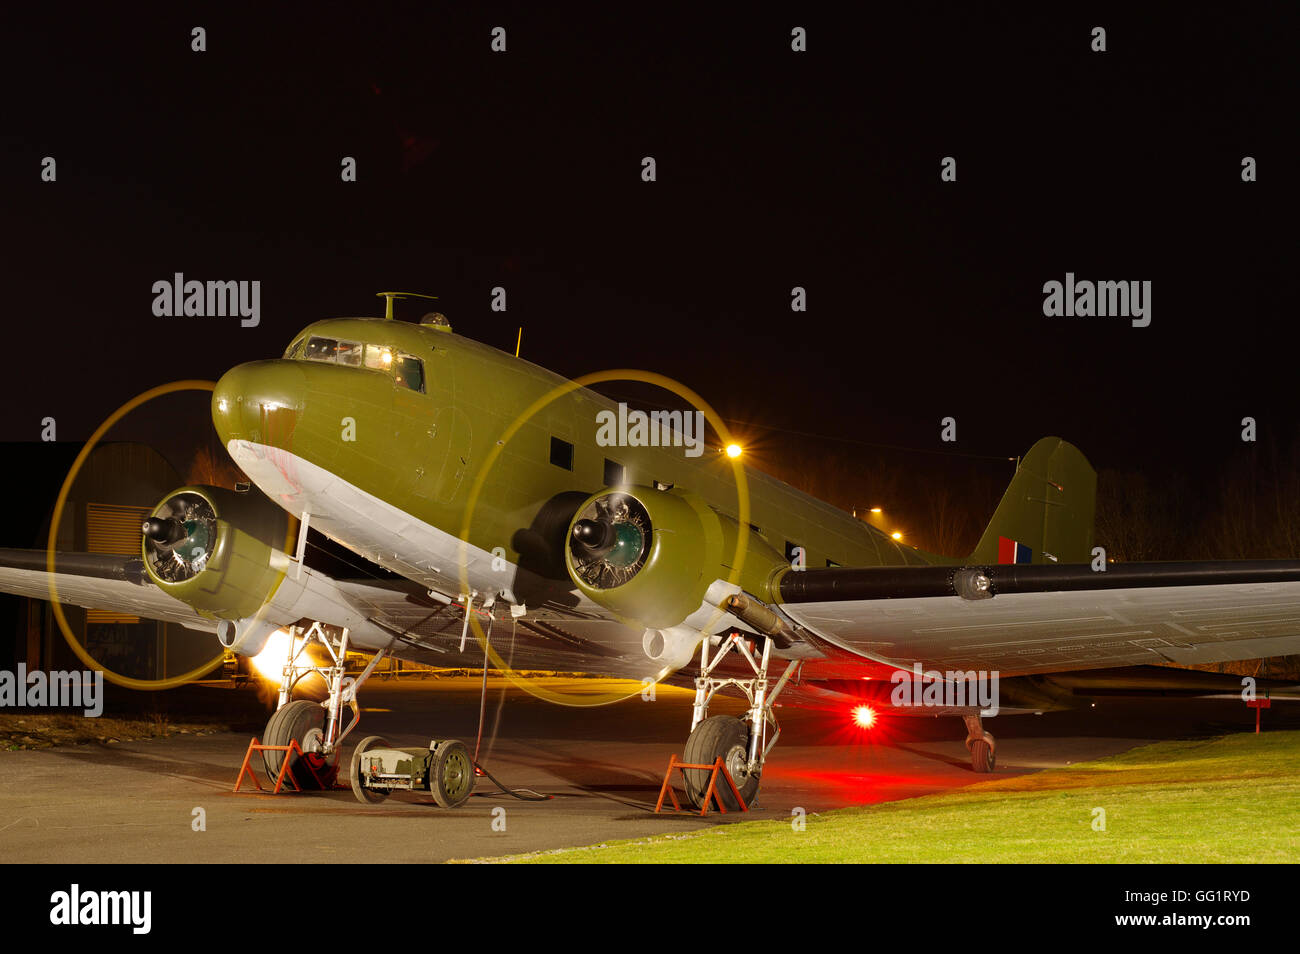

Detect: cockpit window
[285,337,305,359]
[364,344,392,370]
[295,335,425,393]
[336,340,363,366]
[394,354,425,393]
[303,336,367,365]
[304,336,340,361]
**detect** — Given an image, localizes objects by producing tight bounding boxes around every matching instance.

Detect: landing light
[852,705,876,729]
[250,628,293,682]
[891,531,903,540]
[725,443,743,459]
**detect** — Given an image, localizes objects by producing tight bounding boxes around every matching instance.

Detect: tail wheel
[262,700,328,789]
[429,740,475,808]
[971,738,995,773]
[682,715,760,811]
[349,735,391,804]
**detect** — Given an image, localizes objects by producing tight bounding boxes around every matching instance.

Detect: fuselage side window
[550,437,575,470]
[395,354,425,393]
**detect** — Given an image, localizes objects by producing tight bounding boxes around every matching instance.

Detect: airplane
[4,290,1300,810]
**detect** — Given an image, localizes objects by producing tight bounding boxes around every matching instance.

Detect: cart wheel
[429,740,475,808]
[350,735,391,804]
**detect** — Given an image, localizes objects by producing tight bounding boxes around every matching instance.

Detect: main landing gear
[963,713,996,773]
[258,620,478,807]
[260,621,389,790]
[681,632,800,810]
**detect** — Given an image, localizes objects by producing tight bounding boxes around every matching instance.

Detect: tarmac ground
[1,676,1290,863]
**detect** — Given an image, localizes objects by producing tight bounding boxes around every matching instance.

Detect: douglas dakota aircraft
[4,292,1300,809]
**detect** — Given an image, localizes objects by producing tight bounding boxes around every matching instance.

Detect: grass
[465,731,1300,863]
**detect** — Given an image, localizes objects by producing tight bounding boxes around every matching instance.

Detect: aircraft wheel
[350,735,391,804]
[682,715,760,810]
[262,700,328,789]
[429,740,475,808]
[971,738,995,773]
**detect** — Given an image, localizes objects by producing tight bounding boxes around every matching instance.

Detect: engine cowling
[564,486,788,633]
[141,485,293,624]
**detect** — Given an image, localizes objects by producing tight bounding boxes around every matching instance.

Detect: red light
[852,705,876,729]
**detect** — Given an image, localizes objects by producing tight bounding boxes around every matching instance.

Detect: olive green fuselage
[211,318,944,601]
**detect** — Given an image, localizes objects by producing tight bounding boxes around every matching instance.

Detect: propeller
[142,492,218,583]
[568,493,651,590]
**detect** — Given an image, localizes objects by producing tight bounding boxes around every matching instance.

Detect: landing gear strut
[682,632,800,810]
[963,713,996,773]
[262,621,390,787]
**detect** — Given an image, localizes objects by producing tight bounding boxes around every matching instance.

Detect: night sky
[1,6,1290,548]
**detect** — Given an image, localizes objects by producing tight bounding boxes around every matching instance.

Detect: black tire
[349,735,390,804]
[971,739,995,773]
[262,700,327,789]
[682,715,760,811]
[429,739,475,809]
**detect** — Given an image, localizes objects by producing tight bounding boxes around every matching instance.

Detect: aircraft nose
[212,360,306,451]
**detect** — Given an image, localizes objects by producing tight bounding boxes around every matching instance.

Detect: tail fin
[969,437,1096,565]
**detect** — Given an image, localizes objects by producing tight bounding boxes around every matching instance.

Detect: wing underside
[10,546,1300,693]
[777,561,1300,677]
[0,549,216,632]
[0,548,664,680]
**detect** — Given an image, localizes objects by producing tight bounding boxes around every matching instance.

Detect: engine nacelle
[216,617,283,657]
[564,485,788,631]
[141,485,293,623]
